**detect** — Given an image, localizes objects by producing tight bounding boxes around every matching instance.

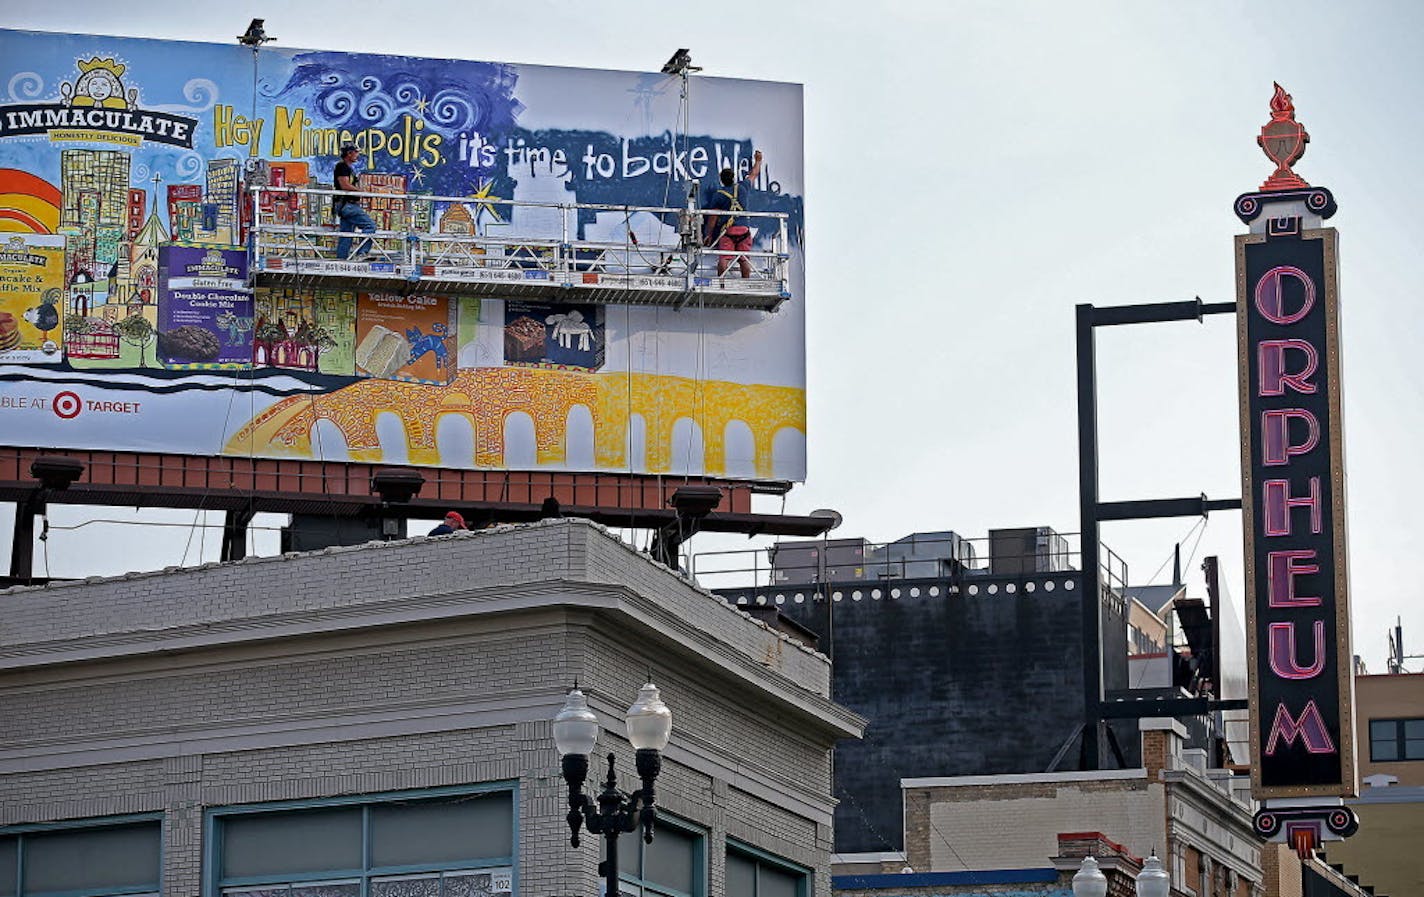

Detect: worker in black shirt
[333,144,376,260]
[703,149,763,277]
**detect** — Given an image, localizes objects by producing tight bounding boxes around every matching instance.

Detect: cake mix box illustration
[355,292,455,384]
[503,300,604,371]
[156,245,251,369]
[0,234,66,365]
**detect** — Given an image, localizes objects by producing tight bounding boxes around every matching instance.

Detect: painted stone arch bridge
[225,367,805,480]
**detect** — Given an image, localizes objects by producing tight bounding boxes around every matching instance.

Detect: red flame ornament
[1258,83,1311,191]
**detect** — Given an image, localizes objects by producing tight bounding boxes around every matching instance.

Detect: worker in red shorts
[703,149,764,277]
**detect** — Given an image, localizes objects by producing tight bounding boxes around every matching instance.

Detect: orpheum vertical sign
[1235,85,1358,853]
[1238,223,1354,796]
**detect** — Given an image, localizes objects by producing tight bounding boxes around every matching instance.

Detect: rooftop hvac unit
[879,530,975,579]
[769,538,869,585]
[987,526,1072,576]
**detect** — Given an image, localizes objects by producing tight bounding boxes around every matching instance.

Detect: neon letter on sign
[1269,620,1327,679]
[1255,265,1316,324]
[1258,339,1319,396]
[1262,409,1320,465]
[1265,700,1336,755]
[1263,477,1323,536]
[1268,549,1320,607]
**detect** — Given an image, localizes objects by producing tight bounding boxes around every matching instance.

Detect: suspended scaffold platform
[249,186,792,311]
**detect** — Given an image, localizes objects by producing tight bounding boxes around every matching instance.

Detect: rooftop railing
[692,531,1130,607]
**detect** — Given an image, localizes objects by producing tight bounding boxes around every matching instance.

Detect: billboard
[1237,221,1355,801]
[0,29,806,481]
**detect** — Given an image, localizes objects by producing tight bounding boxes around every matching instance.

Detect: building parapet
[902,769,1147,789]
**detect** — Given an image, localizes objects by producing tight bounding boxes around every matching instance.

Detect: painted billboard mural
[0,28,807,480]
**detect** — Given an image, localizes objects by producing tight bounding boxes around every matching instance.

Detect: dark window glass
[725,852,756,897]
[758,864,800,897]
[1370,719,1400,761]
[643,824,696,894]
[370,793,513,867]
[22,823,160,893]
[217,792,514,894]
[223,808,363,877]
[725,846,806,897]
[1406,718,1424,760]
[1370,718,1424,762]
[607,817,702,896]
[0,838,15,897]
[614,824,638,874]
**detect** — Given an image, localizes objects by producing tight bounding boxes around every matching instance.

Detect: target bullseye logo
[52,391,82,420]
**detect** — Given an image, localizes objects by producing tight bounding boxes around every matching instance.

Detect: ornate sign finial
[1258,82,1311,191]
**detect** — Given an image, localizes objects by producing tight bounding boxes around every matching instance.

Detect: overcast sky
[4,1,1421,673]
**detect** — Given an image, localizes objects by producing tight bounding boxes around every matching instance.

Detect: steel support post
[1076,303,1103,769]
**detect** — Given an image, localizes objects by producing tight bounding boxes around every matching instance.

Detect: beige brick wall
[1260,843,1302,897]
[0,520,858,897]
[903,773,1166,873]
[1354,673,1424,786]
[1323,800,1424,897]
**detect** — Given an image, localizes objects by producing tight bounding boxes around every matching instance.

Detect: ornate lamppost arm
[562,752,598,847]
[632,747,661,842]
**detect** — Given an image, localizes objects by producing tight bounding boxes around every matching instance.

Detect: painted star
[471,179,504,224]
[408,167,425,186]
[413,95,429,114]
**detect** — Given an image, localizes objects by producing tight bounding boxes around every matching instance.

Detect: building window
[1369,718,1424,761]
[209,787,513,897]
[605,815,704,897]
[725,842,808,897]
[0,817,161,897]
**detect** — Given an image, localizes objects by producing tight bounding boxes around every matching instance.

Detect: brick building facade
[0,519,863,896]
[1320,671,1424,896]
[836,722,1265,897]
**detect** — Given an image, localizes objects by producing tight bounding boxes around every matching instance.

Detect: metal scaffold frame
[249,186,792,310]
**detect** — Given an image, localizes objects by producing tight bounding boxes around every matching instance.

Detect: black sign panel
[1238,223,1355,798]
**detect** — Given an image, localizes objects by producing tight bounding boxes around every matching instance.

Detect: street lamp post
[1071,855,1107,897]
[554,683,673,897]
[1072,850,1171,897]
[1134,853,1169,897]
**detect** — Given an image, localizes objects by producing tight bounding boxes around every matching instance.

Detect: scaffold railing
[248,185,792,311]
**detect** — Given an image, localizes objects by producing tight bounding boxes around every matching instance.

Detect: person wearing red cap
[428,511,467,536]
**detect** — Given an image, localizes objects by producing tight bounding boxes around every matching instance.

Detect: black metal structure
[0,447,833,584]
[649,485,723,568]
[1075,298,1244,769]
[7,456,86,585]
[562,751,662,897]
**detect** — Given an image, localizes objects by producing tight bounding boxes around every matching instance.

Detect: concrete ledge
[902,768,1146,789]
[833,867,1059,889]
